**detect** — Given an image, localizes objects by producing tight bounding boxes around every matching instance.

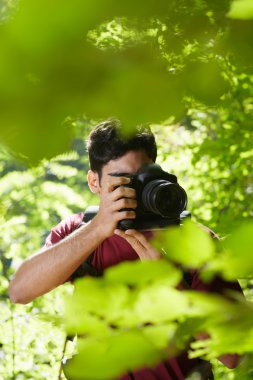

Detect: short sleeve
[191,271,242,296]
[44,212,84,247]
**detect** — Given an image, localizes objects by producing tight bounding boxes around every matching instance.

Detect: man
[9,120,240,379]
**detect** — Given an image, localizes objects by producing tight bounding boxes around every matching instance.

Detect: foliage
[0,294,68,380]
[0,141,92,379]
[0,0,18,23]
[0,0,253,161]
[152,68,253,234]
[1,0,253,379]
[228,0,253,19]
[63,222,253,380]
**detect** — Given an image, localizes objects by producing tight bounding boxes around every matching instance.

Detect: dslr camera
[84,163,189,230]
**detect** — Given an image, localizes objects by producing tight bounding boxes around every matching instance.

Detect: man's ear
[87,170,100,194]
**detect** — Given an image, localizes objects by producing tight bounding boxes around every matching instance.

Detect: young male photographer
[9,120,240,379]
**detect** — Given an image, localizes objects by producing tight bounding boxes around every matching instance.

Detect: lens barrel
[142,180,187,217]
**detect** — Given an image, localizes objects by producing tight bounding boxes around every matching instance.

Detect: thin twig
[58,335,68,380]
[9,300,16,380]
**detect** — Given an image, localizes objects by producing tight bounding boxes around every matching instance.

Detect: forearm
[9,174,137,304]
[9,219,104,304]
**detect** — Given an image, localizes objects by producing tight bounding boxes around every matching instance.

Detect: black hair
[86,119,157,177]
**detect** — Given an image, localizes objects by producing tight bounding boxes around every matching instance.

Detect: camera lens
[142,180,187,217]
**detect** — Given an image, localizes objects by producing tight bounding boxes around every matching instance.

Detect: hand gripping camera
[84,163,190,230]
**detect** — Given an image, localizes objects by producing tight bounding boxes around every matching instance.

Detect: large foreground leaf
[63,331,164,380]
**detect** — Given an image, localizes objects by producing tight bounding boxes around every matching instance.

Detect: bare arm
[8,219,105,304]
[9,175,137,304]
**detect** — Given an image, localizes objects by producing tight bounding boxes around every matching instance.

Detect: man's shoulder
[44,212,84,247]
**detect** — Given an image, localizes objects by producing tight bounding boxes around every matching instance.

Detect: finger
[114,228,141,245]
[112,198,137,212]
[112,186,136,201]
[106,176,131,192]
[115,210,136,221]
[114,229,126,238]
[125,230,160,259]
[125,229,151,249]
[114,229,160,260]
[114,229,146,252]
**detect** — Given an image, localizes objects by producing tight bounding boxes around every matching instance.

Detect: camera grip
[118,218,135,231]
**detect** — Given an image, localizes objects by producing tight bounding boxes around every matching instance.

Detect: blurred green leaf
[226,19,253,67]
[2,1,253,379]
[65,261,183,330]
[133,285,189,324]
[142,324,178,350]
[2,0,250,161]
[104,259,181,287]
[228,0,253,20]
[153,221,216,268]
[63,332,163,380]
[182,61,230,105]
[65,277,130,326]
[215,222,253,280]
[64,312,111,338]
[190,300,253,359]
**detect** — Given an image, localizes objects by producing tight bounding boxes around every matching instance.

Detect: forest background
[1,0,253,379]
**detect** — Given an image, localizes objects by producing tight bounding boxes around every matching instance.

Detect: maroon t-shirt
[45,213,241,380]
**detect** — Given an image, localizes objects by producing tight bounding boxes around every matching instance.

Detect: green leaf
[64,261,183,331]
[64,277,131,327]
[133,285,188,324]
[153,221,215,269]
[190,307,253,359]
[64,312,111,338]
[217,222,253,280]
[182,61,230,105]
[0,0,186,161]
[105,259,182,287]
[63,331,164,380]
[185,291,236,319]
[142,324,178,350]
[228,0,253,19]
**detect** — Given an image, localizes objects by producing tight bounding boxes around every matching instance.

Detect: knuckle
[119,186,129,196]
[114,187,123,197]
[120,198,128,208]
[119,198,128,208]
[129,186,136,193]
[125,211,136,219]
[127,200,137,209]
[116,198,136,209]
[116,210,136,221]
[131,199,138,208]
[124,187,135,196]
[115,176,129,185]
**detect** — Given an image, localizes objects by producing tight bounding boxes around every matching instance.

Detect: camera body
[85,163,189,230]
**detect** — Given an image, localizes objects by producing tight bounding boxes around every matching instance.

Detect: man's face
[87,149,153,196]
[103,150,152,179]
[97,150,153,194]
